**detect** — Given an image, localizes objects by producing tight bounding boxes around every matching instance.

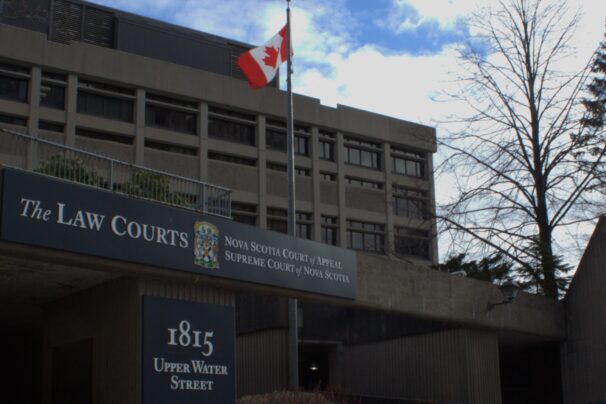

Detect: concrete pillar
[27,66,41,136]
[310,126,321,242]
[427,154,439,264]
[336,132,347,247]
[198,102,209,181]
[134,88,145,165]
[64,74,78,147]
[26,66,41,169]
[257,115,267,228]
[383,142,394,256]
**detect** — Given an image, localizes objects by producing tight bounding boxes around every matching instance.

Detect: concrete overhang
[0,240,565,340]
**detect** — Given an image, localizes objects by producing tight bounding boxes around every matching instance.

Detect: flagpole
[285,0,299,392]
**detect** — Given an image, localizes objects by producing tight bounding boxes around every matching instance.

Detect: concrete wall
[356,253,566,339]
[42,276,235,404]
[333,328,501,404]
[43,277,140,404]
[561,217,606,404]
[237,329,289,398]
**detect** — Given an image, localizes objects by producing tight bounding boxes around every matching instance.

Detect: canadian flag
[237,25,289,89]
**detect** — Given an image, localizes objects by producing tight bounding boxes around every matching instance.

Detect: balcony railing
[0,128,232,218]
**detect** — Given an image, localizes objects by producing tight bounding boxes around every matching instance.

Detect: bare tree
[580,29,606,194]
[437,0,605,298]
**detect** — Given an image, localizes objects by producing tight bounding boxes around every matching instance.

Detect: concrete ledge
[356,253,565,339]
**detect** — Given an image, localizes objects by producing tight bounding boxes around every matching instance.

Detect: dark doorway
[299,343,333,391]
[52,339,93,404]
[500,341,563,404]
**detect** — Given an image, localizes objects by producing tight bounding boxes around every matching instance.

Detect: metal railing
[0,128,232,218]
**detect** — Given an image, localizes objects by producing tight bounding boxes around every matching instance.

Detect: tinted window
[78,91,133,122]
[209,117,255,145]
[0,75,28,102]
[146,104,196,134]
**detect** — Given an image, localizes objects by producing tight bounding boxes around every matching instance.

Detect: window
[0,113,26,126]
[267,162,287,172]
[319,140,335,161]
[346,177,383,190]
[208,106,256,145]
[267,207,288,234]
[40,84,65,109]
[392,147,426,178]
[42,71,67,82]
[266,129,287,151]
[232,202,257,226]
[394,227,431,260]
[78,91,133,122]
[0,75,28,103]
[295,167,310,176]
[210,106,255,121]
[146,105,196,135]
[78,80,134,122]
[265,120,310,156]
[76,128,133,145]
[344,137,381,170]
[392,187,428,219]
[0,62,29,75]
[320,172,336,182]
[39,121,65,132]
[147,93,197,109]
[0,63,29,103]
[40,71,66,109]
[208,152,256,166]
[296,212,312,239]
[79,80,133,95]
[267,163,309,176]
[209,117,255,145]
[346,220,385,253]
[295,135,309,156]
[145,140,197,156]
[266,130,310,156]
[319,131,335,161]
[321,215,338,245]
[266,208,310,237]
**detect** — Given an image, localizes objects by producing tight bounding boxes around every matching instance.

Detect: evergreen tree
[434,253,512,284]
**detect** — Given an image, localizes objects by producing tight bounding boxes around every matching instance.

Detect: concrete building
[0,1,602,403]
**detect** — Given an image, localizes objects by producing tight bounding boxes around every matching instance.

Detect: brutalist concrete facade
[0,1,600,404]
[0,0,437,264]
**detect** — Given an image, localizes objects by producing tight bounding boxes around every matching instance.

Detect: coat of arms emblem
[193,221,220,269]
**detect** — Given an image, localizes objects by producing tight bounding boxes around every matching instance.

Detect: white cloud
[86,0,606,264]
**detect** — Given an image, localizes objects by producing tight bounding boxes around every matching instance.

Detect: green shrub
[119,169,184,205]
[35,155,104,187]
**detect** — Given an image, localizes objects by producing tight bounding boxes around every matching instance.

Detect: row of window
[228,206,431,259]
[0,109,433,222]
[0,64,428,177]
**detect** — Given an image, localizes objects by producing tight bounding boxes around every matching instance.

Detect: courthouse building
[0,1,603,403]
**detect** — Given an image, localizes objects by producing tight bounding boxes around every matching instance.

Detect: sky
[90,0,606,263]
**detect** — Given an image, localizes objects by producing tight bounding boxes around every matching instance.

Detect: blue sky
[89,0,606,262]
[87,0,604,125]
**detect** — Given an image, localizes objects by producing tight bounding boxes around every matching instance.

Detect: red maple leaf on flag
[263,46,279,68]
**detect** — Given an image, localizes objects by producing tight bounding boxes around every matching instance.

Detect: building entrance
[299,343,334,391]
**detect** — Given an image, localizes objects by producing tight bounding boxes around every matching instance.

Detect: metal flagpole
[285,0,299,391]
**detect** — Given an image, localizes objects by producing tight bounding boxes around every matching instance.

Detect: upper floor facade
[0,0,438,264]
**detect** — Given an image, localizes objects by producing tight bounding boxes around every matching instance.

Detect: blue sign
[142,296,235,404]
[0,169,357,298]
